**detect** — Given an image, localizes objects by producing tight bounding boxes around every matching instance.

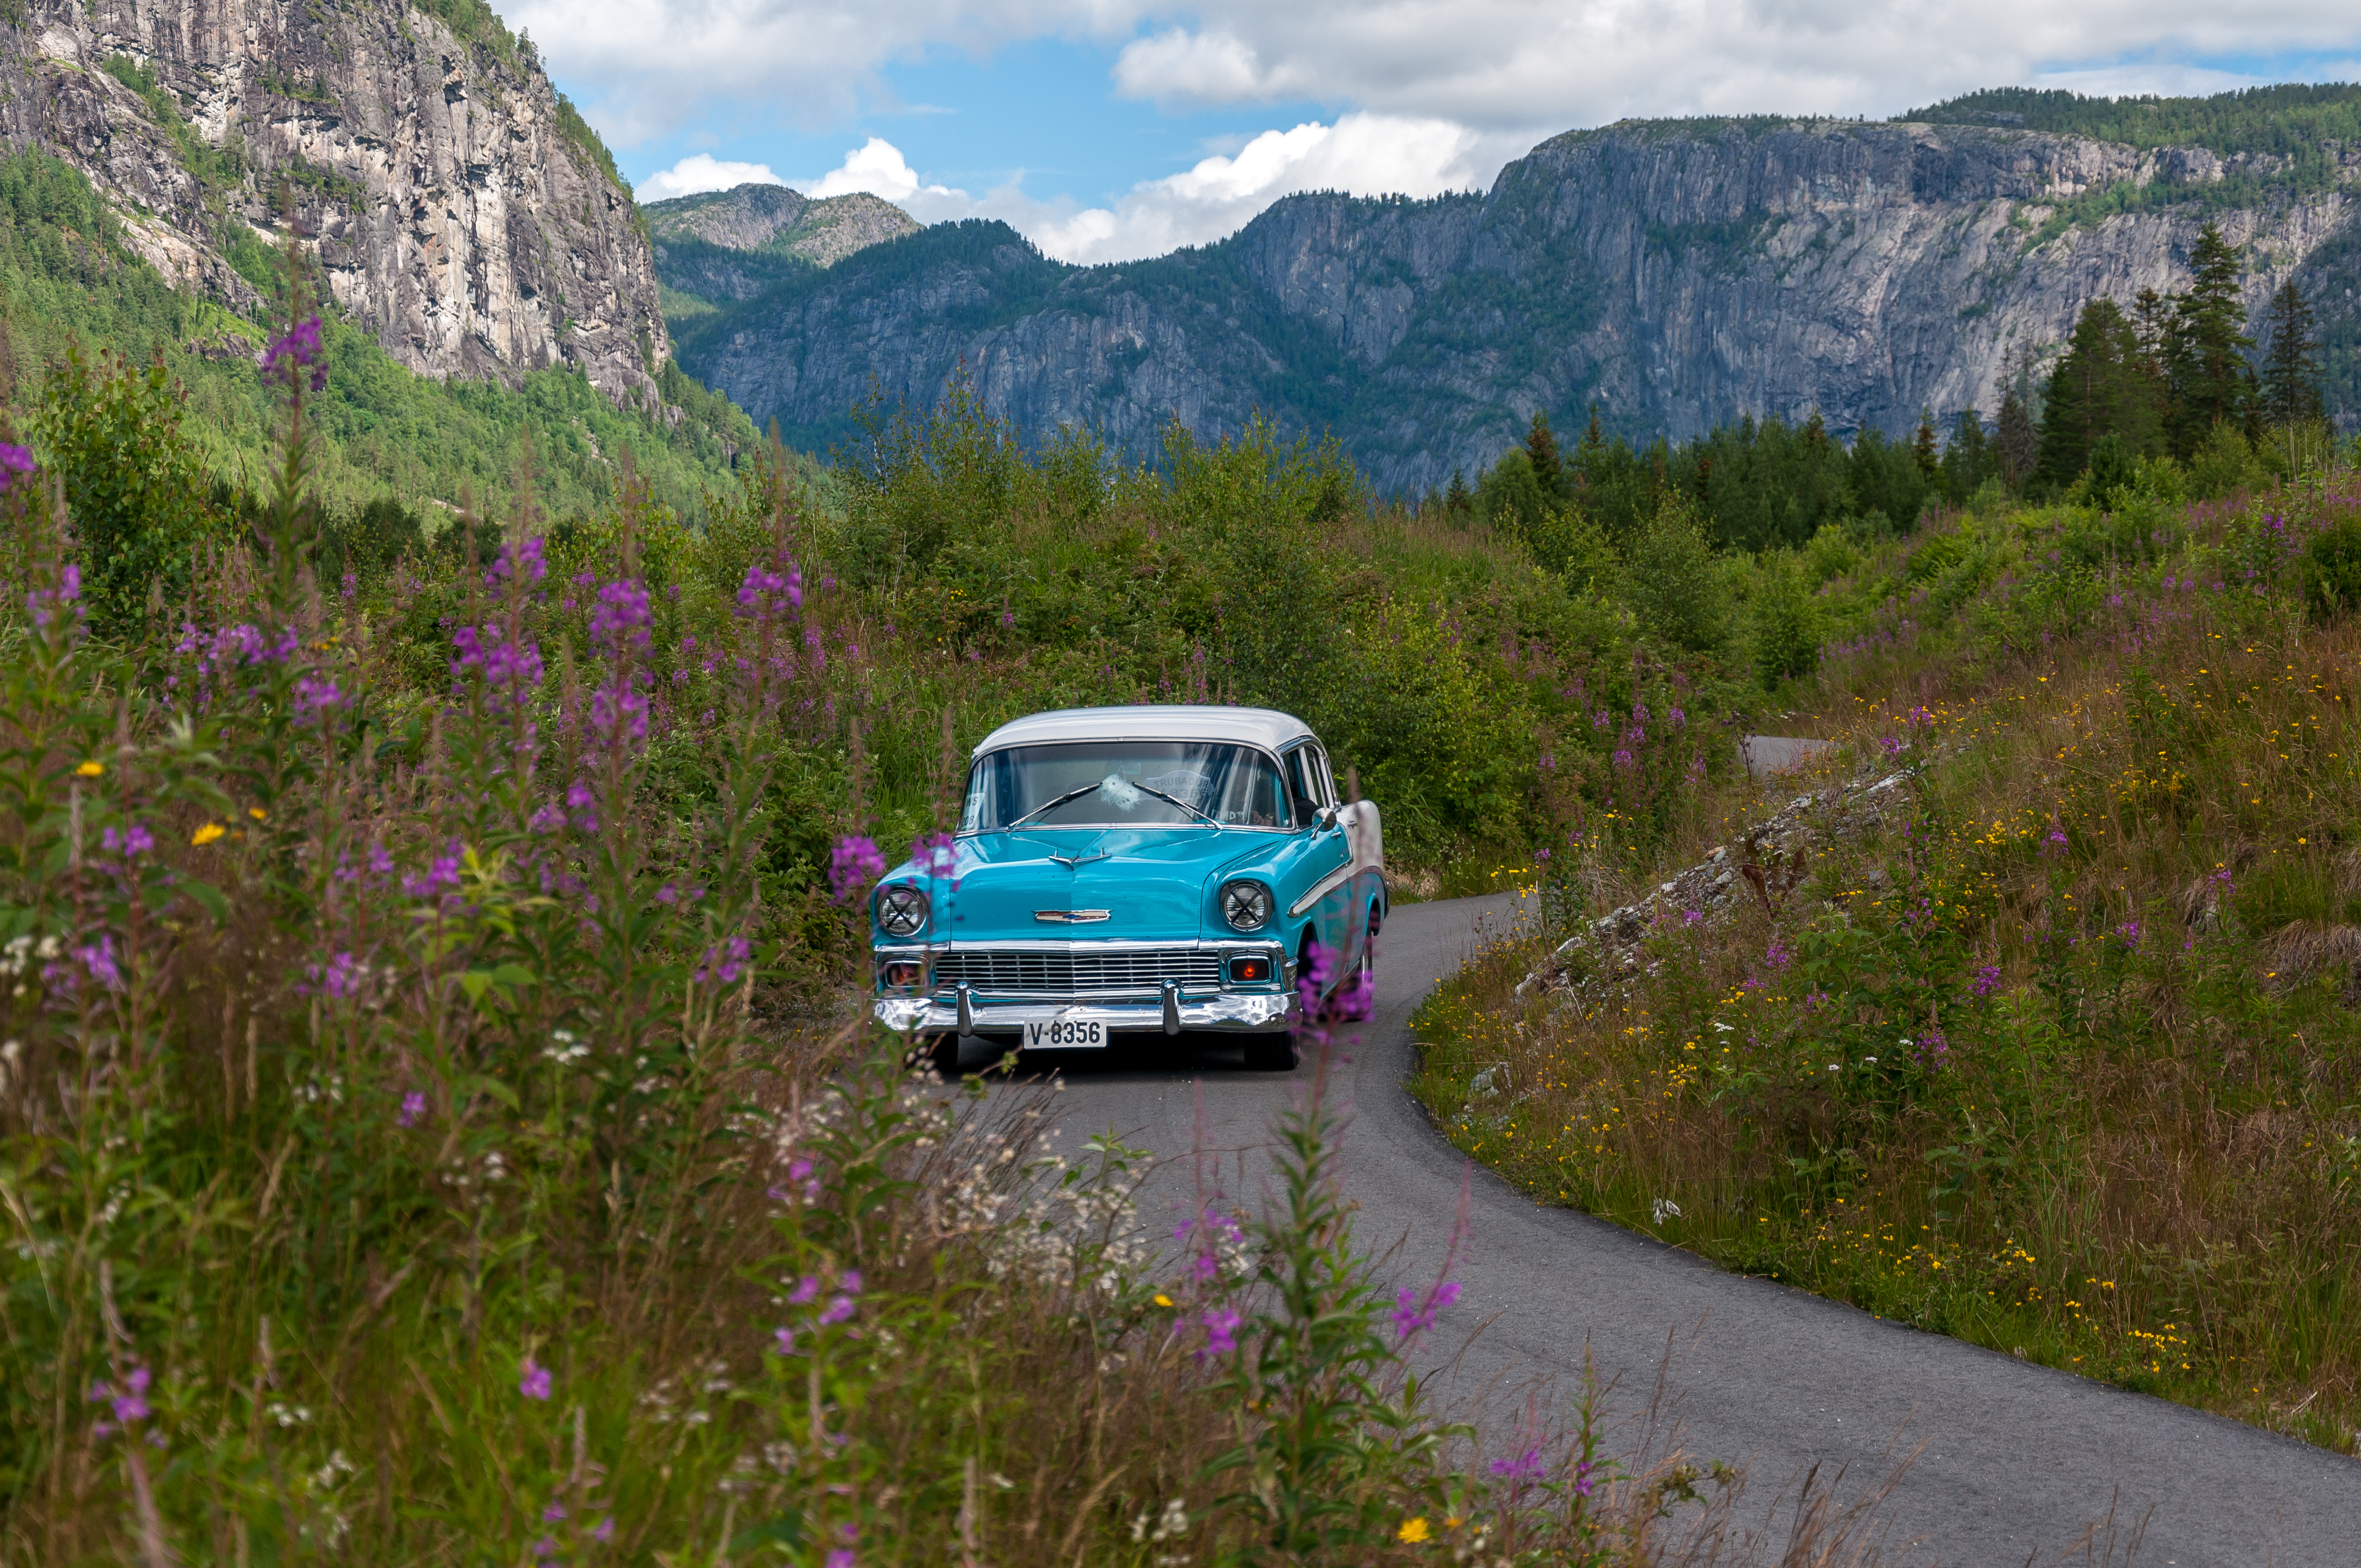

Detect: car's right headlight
[1220,879,1273,932]
[874,883,930,937]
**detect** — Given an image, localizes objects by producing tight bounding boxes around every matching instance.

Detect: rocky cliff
[2,0,667,402]
[647,183,919,313]
[674,113,2361,492]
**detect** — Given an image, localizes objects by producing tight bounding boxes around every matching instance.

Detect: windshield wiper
[1009,779,1222,829]
[1009,782,1105,829]
[1133,782,1220,826]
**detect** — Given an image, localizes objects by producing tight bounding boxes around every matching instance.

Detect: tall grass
[1415,469,2361,1453]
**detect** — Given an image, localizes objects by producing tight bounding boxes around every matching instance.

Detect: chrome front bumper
[873,987,1297,1042]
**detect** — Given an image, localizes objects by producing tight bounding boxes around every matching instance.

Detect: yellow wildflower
[1397,1517,1431,1544]
[191,823,226,847]
[248,807,268,821]
[75,760,104,778]
[1153,1294,1172,1308]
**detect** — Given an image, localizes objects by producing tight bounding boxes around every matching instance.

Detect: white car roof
[973,705,1314,756]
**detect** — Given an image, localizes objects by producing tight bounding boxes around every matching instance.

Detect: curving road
[973,892,2361,1567]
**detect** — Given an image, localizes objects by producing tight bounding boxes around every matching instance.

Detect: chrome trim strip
[1289,863,1356,917]
[1033,909,1112,923]
[874,989,1298,1039]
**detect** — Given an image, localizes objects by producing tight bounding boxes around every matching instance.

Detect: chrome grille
[934,947,1223,995]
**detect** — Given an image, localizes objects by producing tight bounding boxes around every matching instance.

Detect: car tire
[1243,1032,1299,1072]
[1338,907,1379,1022]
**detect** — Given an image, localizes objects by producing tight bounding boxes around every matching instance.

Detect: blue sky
[508,0,2361,264]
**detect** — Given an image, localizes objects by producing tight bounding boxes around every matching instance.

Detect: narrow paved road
[976,892,2361,1567]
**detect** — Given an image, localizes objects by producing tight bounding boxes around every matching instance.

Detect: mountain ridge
[670,91,2361,491]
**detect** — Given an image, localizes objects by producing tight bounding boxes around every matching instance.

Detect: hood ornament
[1035,910,1112,924]
[1048,850,1109,870]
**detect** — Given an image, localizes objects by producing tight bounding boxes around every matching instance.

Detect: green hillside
[0,150,777,525]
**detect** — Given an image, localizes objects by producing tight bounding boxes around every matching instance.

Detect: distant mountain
[645,184,920,316]
[667,86,2361,492]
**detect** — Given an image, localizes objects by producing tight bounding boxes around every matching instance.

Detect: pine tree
[2259,280,2324,427]
[1525,409,1564,495]
[1912,408,1940,480]
[1996,388,2037,491]
[2167,222,2253,455]
[2032,297,2163,494]
[1444,467,1470,515]
[1940,408,1993,499]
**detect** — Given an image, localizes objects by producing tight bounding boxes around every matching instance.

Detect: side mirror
[1314,804,1339,828]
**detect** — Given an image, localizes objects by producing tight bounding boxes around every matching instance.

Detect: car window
[1282,744,1321,823]
[963,742,1292,829]
[1310,745,1339,807]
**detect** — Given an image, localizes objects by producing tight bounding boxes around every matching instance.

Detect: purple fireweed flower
[0,443,35,491]
[1612,748,1635,770]
[91,1363,153,1426]
[1573,1458,1598,1497]
[2118,918,2141,946]
[589,682,648,744]
[1764,938,1794,971]
[818,1294,857,1327]
[310,951,363,1000]
[735,558,804,620]
[695,934,752,987]
[529,803,564,835]
[911,831,956,881]
[451,625,544,701]
[1199,1306,1243,1358]
[29,562,83,631]
[788,1276,822,1306]
[100,824,156,860]
[774,1325,796,1355]
[2043,824,2069,856]
[263,315,327,391]
[367,841,395,877]
[1681,909,1703,929]
[533,1537,557,1561]
[841,1271,862,1293]
[1392,1280,1461,1339]
[828,835,886,904]
[1972,964,2003,999]
[824,1551,856,1568]
[589,580,652,652]
[1489,1445,1546,1480]
[593,1518,614,1545]
[293,673,345,719]
[398,1091,428,1128]
[75,935,122,990]
[1878,735,1905,756]
[542,1502,567,1524]
[1592,710,1611,729]
[519,1357,552,1401]
[493,535,547,589]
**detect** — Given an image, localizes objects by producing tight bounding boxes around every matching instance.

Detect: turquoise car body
[869,705,1385,1049]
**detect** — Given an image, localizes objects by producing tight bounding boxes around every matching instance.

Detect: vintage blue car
[869,705,1386,1070]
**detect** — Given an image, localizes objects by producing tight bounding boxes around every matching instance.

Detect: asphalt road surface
[970,891,2361,1568]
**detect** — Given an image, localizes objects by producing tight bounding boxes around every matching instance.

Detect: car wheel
[1242,1031,1300,1072]
[1338,907,1379,1022]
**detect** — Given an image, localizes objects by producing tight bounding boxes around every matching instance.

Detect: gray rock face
[2,0,667,402]
[646,183,918,269]
[677,119,2360,491]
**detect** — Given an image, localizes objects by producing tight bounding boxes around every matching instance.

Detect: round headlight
[1220,880,1272,932]
[874,883,930,938]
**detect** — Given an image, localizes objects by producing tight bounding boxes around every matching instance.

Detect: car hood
[929,828,1275,944]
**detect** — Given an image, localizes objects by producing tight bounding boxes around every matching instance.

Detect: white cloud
[637,154,787,201]
[814,116,1487,264]
[807,137,967,208]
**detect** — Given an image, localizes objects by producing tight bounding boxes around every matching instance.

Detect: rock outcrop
[675,118,2361,492]
[1,0,667,402]
[647,183,917,273]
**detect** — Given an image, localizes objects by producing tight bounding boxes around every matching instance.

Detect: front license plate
[1026,1019,1104,1048]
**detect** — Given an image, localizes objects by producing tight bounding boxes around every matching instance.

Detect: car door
[1280,742,1351,968]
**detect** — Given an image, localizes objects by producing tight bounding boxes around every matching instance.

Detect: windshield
[962,742,1292,831]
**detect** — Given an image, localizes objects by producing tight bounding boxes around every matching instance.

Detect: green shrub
[1749,563,1825,687]
[2188,421,2268,499]
[2302,514,2361,620]
[31,343,223,632]
[1622,496,1728,653]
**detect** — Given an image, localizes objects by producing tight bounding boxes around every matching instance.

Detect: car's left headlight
[1220,879,1273,931]
[874,883,930,937]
